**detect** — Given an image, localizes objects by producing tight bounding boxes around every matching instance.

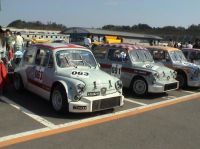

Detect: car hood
[57,68,118,86]
[136,62,173,74]
[174,61,200,70]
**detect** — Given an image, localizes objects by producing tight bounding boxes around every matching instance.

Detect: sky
[0,0,200,28]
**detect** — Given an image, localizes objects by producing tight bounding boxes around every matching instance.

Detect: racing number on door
[34,66,45,83]
[35,69,43,80]
[111,64,122,78]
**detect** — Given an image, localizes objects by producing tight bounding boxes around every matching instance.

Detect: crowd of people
[0,26,24,94]
[167,38,200,49]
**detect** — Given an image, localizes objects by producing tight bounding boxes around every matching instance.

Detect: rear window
[93,47,107,59]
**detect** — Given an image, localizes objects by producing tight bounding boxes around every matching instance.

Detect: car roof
[145,46,180,52]
[34,43,87,50]
[182,48,200,51]
[98,43,147,51]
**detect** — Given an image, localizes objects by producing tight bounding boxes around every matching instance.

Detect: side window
[189,52,196,60]
[93,47,107,59]
[35,48,50,67]
[24,47,37,64]
[108,48,128,62]
[183,51,188,58]
[152,49,166,61]
[165,51,171,62]
[196,52,200,59]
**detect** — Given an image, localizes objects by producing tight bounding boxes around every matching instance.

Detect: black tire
[13,73,24,91]
[131,77,147,97]
[176,73,187,89]
[50,85,69,113]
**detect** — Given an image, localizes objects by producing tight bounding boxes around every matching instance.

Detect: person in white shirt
[187,41,193,48]
[84,35,92,48]
[14,32,24,52]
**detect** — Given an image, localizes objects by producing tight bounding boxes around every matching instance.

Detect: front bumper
[148,80,179,93]
[68,92,124,113]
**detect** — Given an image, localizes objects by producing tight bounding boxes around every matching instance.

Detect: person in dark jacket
[193,38,200,48]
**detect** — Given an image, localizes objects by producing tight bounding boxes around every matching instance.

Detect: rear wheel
[131,78,147,96]
[51,85,69,113]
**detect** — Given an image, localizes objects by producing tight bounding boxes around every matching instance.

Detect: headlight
[74,83,85,101]
[153,72,160,78]
[170,70,177,79]
[77,84,85,95]
[162,71,165,77]
[193,69,200,77]
[115,80,123,92]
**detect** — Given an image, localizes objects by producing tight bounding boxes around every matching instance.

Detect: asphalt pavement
[1,86,200,149]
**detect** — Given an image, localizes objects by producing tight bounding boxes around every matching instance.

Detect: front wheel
[176,73,187,89]
[132,78,147,96]
[51,85,69,113]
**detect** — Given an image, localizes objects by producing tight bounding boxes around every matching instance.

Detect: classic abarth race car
[182,48,200,65]
[146,46,200,88]
[93,44,178,96]
[14,43,124,113]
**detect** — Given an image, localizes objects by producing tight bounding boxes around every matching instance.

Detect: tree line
[7,20,67,31]
[7,20,200,41]
[102,24,200,37]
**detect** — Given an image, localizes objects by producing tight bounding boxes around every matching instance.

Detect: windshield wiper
[64,56,77,68]
[80,55,92,68]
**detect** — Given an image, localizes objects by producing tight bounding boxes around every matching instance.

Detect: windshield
[129,49,154,62]
[190,51,200,60]
[169,51,187,62]
[56,49,97,68]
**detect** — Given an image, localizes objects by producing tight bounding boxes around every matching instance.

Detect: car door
[107,48,131,87]
[26,47,54,100]
[20,46,37,88]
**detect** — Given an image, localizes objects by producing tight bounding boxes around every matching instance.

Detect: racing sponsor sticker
[87,91,100,96]
[34,66,45,83]
[111,64,122,78]
[71,71,89,78]
[73,106,87,110]
[143,64,159,70]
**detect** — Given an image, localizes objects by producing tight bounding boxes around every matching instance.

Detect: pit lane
[0,86,200,146]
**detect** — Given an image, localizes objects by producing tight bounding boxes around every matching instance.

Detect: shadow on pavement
[123,88,167,100]
[2,85,117,120]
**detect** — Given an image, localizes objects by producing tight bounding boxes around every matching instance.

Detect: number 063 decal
[71,71,89,78]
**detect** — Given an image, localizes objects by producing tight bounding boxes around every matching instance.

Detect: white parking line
[181,90,196,94]
[0,128,50,142]
[124,98,147,106]
[161,96,176,99]
[0,96,56,128]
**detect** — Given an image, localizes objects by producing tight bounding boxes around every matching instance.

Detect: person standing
[14,32,24,52]
[5,29,15,68]
[187,41,193,48]
[193,39,200,48]
[84,35,92,48]
[0,28,8,94]
[168,39,174,47]
[0,28,6,63]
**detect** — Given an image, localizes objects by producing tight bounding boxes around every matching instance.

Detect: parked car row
[13,43,200,114]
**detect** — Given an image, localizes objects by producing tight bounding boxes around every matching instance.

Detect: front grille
[92,96,121,112]
[164,82,178,91]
